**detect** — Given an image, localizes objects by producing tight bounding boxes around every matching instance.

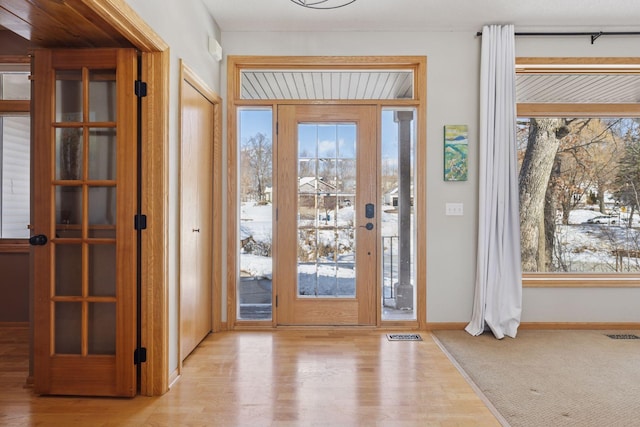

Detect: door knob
[29,234,48,246]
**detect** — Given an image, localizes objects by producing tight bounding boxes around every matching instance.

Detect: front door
[31,49,138,396]
[277,105,377,325]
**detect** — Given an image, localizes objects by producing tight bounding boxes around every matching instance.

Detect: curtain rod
[475,31,640,44]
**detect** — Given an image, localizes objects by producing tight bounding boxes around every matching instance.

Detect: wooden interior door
[31,49,138,396]
[179,68,213,360]
[277,105,377,325]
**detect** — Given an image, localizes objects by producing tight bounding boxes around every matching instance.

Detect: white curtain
[465,24,522,339]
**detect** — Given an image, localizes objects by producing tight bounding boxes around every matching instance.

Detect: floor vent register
[605,334,640,340]
[387,333,423,341]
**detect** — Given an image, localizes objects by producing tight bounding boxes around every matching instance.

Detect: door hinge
[135,80,147,97]
[135,214,147,230]
[275,295,278,307]
[134,347,147,364]
[276,122,278,135]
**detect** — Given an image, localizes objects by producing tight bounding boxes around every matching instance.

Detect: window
[237,108,273,320]
[518,117,640,273]
[229,56,427,327]
[516,58,640,283]
[0,67,30,239]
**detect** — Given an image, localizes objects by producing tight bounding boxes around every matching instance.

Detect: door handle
[29,234,48,246]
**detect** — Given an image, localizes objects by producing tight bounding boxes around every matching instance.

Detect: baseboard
[425,322,640,331]
[425,322,468,331]
[168,368,180,389]
[519,322,640,330]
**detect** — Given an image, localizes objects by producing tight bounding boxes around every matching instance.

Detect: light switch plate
[445,202,463,216]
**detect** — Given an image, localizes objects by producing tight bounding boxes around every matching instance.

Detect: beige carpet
[433,329,640,427]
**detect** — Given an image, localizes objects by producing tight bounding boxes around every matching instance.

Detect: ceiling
[202,0,640,33]
[207,0,640,104]
[0,0,132,51]
[1,0,639,104]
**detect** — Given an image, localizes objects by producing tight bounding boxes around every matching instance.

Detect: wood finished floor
[0,327,500,426]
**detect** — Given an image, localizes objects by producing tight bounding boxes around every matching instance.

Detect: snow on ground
[240,201,402,295]
[551,209,640,271]
[568,209,601,224]
[240,253,272,279]
[241,202,640,278]
[240,202,273,242]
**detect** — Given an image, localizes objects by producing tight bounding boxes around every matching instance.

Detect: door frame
[178,61,223,369]
[41,0,170,396]
[227,56,427,329]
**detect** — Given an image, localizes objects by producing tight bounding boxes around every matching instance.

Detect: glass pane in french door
[297,123,356,298]
[52,66,118,355]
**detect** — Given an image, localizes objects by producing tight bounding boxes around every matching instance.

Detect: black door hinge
[135,214,147,230]
[135,80,147,97]
[275,295,278,307]
[134,347,147,364]
[276,122,278,135]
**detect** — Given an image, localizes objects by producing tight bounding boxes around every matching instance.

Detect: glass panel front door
[277,105,376,325]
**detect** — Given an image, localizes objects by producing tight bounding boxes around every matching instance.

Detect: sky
[238,107,415,159]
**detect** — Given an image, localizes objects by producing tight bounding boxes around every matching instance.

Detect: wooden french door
[31,49,138,396]
[277,105,377,325]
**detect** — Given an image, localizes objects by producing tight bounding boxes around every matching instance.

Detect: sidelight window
[237,108,273,320]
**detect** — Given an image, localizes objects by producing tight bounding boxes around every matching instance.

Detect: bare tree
[519,118,569,272]
[241,132,272,202]
[614,136,640,224]
[519,117,625,272]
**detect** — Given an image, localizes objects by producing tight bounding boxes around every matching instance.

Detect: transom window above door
[240,69,414,100]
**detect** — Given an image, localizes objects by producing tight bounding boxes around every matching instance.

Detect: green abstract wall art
[444,124,468,181]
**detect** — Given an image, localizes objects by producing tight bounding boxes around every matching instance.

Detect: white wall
[125,0,222,375]
[219,31,482,324]
[220,29,640,325]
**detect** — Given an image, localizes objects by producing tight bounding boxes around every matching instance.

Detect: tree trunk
[544,179,558,271]
[519,118,565,272]
[597,185,606,213]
